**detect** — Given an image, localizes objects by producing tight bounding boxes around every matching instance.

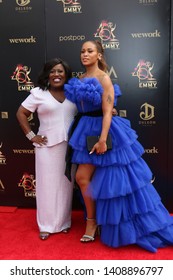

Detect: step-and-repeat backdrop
[168,0,173,212]
[0,0,172,211]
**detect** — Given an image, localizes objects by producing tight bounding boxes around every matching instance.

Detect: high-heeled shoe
[39,232,50,240]
[80,218,99,243]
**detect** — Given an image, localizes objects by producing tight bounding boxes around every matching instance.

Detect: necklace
[49,89,65,103]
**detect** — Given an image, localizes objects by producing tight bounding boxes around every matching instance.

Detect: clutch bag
[86,133,112,151]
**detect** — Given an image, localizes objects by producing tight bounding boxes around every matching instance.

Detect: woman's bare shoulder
[98,72,112,86]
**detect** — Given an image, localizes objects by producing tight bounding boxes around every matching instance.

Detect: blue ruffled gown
[64,77,173,252]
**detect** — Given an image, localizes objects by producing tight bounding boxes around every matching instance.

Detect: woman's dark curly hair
[37,58,72,90]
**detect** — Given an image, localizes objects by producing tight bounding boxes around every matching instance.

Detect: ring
[41,135,44,139]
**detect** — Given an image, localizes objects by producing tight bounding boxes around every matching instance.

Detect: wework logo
[9,36,36,44]
[131,30,161,38]
[145,147,158,154]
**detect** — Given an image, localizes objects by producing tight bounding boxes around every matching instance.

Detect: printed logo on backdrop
[57,0,82,13]
[11,64,34,92]
[9,35,36,44]
[139,102,156,126]
[72,71,83,78]
[72,67,118,88]
[107,66,118,83]
[59,34,85,42]
[132,60,157,89]
[71,69,119,79]
[119,110,127,118]
[0,180,5,192]
[0,143,6,165]
[131,29,161,39]
[107,66,125,117]
[1,112,8,119]
[94,20,120,50]
[13,148,34,155]
[27,113,34,123]
[139,0,158,5]
[145,146,158,154]
[15,0,32,12]
[18,172,36,197]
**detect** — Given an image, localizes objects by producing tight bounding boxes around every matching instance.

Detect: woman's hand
[112,108,118,116]
[31,135,48,146]
[89,140,107,155]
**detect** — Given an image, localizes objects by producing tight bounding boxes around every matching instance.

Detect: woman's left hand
[31,135,48,146]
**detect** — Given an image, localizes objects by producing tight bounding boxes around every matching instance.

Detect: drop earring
[47,81,50,88]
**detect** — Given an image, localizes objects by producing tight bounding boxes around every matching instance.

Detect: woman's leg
[76,164,98,241]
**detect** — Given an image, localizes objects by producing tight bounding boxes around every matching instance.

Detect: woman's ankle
[86,217,96,221]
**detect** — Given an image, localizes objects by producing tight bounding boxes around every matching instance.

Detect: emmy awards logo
[11,64,34,91]
[18,172,36,197]
[132,60,157,88]
[57,0,82,13]
[94,20,120,49]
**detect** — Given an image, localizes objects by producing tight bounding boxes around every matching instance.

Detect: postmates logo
[132,60,157,89]
[56,0,82,13]
[11,64,34,92]
[18,172,36,197]
[94,20,120,50]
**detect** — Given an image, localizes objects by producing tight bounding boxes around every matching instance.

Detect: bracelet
[26,131,36,140]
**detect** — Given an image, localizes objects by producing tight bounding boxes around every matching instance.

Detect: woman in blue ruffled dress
[64,40,173,252]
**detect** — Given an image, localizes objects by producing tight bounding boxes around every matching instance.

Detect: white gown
[22,87,77,233]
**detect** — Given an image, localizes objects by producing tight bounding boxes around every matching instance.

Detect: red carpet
[0,206,17,213]
[0,208,173,260]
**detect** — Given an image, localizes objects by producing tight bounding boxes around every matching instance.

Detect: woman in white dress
[16,58,77,240]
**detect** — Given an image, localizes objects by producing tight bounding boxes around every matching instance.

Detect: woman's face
[48,63,66,88]
[80,41,100,67]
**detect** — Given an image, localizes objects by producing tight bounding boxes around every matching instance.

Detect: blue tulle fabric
[64,77,173,252]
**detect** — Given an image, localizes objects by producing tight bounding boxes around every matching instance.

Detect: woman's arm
[16,105,33,135]
[16,105,47,145]
[90,74,114,154]
[100,74,114,142]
